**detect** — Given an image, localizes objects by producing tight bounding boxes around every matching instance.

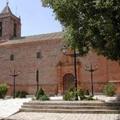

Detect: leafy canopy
[42,0,120,61]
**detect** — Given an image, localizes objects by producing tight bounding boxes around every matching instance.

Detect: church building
[0,3,120,96]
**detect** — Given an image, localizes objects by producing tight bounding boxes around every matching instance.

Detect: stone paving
[5,112,120,120]
[0,95,120,120]
[0,98,31,119]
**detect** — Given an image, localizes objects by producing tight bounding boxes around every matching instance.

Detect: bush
[63,88,78,101]
[85,95,94,100]
[0,84,8,99]
[36,88,49,101]
[15,91,28,98]
[36,88,45,100]
[103,83,116,96]
[78,89,94,100]
[77,89,86,100]
[63,91,75,101]
[84,90,90,95]
[15,91,20,97]
[36,88,44,97]
[63,88,94,101]
[39,94,49,101]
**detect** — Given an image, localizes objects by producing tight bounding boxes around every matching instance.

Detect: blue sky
[0,0,62,36]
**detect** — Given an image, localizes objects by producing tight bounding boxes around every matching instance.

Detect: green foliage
[36,88,49,101]
[84,90,90,96]
[42,0,120,61]
[78,89,94,100]
[63,89,76,101]
[15,91,28,98]
[78,89,90,100]
[85,95,94,100]
[64,88,93,101]
[63,92,71,101]
[77,89,86,100]
[0,84,8,99]
[36,88,45,100]
[103,83,116,96]
[38,94,49,101]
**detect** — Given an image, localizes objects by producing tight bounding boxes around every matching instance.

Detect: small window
[14,23,17,37]
[36,52,41,59]
[0,22,2,37]
[10,54,14,61]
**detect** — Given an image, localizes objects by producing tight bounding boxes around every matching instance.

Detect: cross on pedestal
[85,64,98,96]
[10,69,19,98]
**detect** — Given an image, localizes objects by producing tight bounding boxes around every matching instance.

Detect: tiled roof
[1,3,12,15]
[0,32,63,46]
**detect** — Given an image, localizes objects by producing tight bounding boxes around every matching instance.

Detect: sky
[0,0,62,36]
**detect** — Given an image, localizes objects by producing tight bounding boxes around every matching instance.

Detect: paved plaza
[0,96,120,120]
[5,112,120,120]
[0,98,31,119]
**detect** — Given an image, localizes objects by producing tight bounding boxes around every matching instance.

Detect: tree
[42,0,120,61]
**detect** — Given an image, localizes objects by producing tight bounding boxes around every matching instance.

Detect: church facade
[0,4,120,96]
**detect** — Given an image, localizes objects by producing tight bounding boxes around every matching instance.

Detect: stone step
[21,104,120,110]
[20,108,120,114]
[24,101,103,106]
[20,100,120,114]
[24,101,120,107]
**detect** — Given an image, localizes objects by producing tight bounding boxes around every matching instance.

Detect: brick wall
[0,38,120,95]
[0,38,63,95]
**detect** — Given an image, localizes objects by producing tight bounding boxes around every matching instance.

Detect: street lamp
[36,69,39,93]
[10,69,19,98]
[62,45,79,100]
[85,64,98,96]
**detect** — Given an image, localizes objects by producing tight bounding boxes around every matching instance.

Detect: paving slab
[4,112,120,120]
[0,98,31,119]
[0,95,119,120]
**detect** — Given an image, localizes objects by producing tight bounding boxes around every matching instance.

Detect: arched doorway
[63,73,75,93]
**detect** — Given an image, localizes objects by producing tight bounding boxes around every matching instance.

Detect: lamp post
[10,69,19,98]
[62,45,79,100]
[85,64,98,96]
[36,69,39,92]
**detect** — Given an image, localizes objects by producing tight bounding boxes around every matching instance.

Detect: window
[36,52,41,59]
[0,22,2,37]
[13,23,17,37]
[10,54,14,61]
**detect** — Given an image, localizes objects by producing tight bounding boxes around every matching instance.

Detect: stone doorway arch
[63,73,75,93]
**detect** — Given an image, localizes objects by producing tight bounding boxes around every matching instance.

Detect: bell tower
[0,2,21,41]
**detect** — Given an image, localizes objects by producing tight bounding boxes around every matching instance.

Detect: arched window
[14,23,17,37]
[10,54,14,61]
[36,51,41,59]
[0,22,2,37]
